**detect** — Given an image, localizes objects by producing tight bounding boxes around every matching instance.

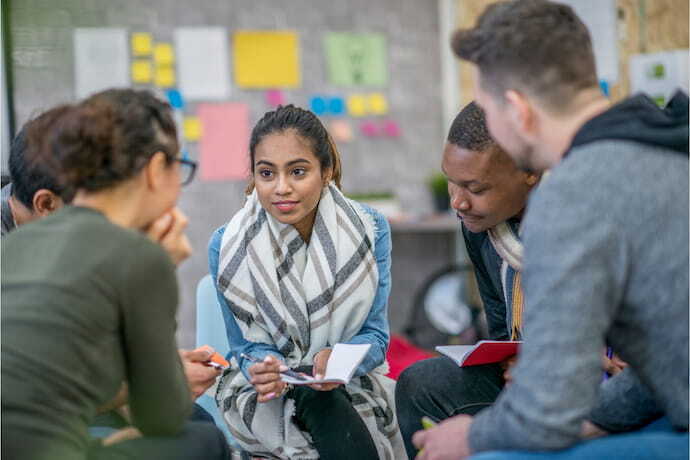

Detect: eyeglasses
[176,157,197,186]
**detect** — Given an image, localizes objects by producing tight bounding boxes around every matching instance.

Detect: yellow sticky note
[153,43,175,65]
[155,65,176,88]
[132,33,152,56]
[131,60,152,83]
[347,95,367,117]
[233,31,300,88]
[183,117,203,142]
[368,93,388,115]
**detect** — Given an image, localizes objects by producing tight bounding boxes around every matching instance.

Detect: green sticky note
[324,33,388,87]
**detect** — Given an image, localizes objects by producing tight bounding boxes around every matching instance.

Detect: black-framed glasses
[177,157,197,186]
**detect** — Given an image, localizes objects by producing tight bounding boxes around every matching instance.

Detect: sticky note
[183,116,203,141]
[131,60,152,83]
[175,27,231,100]
[73,28,129,99]
[329,97,345,115]
[233,31,300,88]
[368,93,388,115]
[360,120,379,137]
[382,120,401,137]
[266,89,285,107]
[310,96,328,115]
[329,120,353,143]
[198,103,250,181]
[166,89,185,109]
[347,95,367,117]
[153,43,175,65]
[155,65,176,87]
[131,32,152,56]
[324,33,388,87]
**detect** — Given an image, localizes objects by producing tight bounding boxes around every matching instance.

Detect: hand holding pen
[242,353,305,403]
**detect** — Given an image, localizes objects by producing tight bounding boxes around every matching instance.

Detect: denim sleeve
[345,206,392,377]
[208,226,284,381]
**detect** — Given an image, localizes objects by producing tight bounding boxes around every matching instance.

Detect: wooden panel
[455,0,689,104]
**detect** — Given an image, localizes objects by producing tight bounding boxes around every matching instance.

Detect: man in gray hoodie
[412,1,688,459]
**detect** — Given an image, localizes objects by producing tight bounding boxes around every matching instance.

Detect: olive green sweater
[1,206,190,460]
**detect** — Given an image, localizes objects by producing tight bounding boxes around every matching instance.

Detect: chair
[195,274,240,451]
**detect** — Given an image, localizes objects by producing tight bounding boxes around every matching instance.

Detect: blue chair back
[195,274,237,448]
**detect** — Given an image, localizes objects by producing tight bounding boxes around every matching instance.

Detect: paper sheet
[73,28,130,99]
[324,33,388,87]
[557,0,619,83]
[197,103,250,181]
[131,32,152,56]
[175,27,231,100]
[630,50,689,106]
[233,31,300,88]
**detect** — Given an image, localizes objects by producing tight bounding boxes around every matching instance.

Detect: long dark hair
[246,104,342,194]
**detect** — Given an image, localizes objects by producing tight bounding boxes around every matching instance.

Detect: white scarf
[214,183,404,459]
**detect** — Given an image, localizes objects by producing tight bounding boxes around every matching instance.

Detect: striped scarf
[487,220,524,340]
[214,184,404,459]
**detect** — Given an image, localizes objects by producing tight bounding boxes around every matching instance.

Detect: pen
[240,353,307,381]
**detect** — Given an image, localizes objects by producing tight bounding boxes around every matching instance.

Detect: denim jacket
[208,204,392,380]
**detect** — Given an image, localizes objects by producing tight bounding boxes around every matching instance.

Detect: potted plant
[427,172,450,212]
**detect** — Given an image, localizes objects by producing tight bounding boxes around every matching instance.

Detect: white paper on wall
[630,50,689,105]
[174,27,231,100]
[558,0,619,83]
[73,28,130,99]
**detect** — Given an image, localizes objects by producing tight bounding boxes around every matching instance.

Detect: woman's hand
[500,355,518,385]
[602,351,628,377]
[145,207,192,266]
[249,355,288,402]
[309,348,341,391]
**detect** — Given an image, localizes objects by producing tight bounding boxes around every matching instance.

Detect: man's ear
[143,151,170,191]
[33,190,64,217]
[505,90,536,136]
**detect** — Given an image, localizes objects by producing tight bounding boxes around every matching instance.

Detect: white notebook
[281,343,371,385]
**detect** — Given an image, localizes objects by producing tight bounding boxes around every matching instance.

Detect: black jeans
[87,420,230,460]
[395,356,505,459]
[289,385,379,460]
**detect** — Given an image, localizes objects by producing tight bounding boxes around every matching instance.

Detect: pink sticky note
[330,120,353,143]
[266,89,285,107]
[360,120,380,137]
[197,103,250,181]
[382,120,401,137]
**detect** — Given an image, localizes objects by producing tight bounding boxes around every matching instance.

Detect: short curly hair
[447,101,494,152]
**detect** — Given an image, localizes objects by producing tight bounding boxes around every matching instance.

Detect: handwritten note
[175,27,231,100]
[73,28,129,99]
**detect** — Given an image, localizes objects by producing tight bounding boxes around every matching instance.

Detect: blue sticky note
[181,150,190,161]
[329,97,345,115]
[166,89,185,109]
[310,96,328,115]
[599,80,609,97]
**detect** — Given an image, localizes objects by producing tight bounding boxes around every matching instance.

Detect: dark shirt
[1,206,191,460]
[461,219,521,341]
